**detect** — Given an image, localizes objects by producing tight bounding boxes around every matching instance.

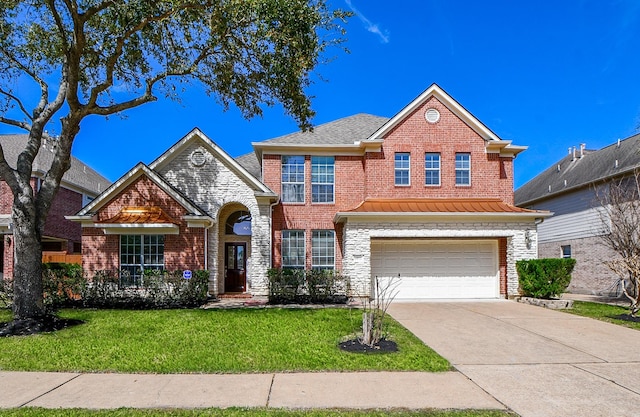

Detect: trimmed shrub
[82,269,209,309]
[42,262,84,309]
[267,268,348,304]
[516,258,577,299]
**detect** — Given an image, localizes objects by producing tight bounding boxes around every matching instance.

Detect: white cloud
[345,0,390,44]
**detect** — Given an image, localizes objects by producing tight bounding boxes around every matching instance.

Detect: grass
[0,307,450,373]
[0,409,515,417]
[565,300,640,330]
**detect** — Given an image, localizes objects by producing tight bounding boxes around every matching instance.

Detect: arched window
[225,211,252,235]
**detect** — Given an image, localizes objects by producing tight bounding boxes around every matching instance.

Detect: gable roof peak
[367,83,501,142]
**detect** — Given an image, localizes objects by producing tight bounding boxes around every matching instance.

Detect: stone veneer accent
[156,142,272,296]
[341,220,538,298]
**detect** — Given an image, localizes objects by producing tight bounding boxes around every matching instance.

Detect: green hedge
[516,258,576,299]
[267,268,348,304]
[0,265,210,311]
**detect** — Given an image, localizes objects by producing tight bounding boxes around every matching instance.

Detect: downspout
[269,197,280,268]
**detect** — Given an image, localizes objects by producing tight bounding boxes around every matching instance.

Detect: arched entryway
[220,206,252,293]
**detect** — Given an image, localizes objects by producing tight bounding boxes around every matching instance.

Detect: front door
[225,242,246,292]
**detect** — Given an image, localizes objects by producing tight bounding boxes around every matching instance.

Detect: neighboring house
[70,84,548,299]
[515,135,640,295]
[0,134,111,279]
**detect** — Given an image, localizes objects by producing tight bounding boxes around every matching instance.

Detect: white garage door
[371,239,499,299]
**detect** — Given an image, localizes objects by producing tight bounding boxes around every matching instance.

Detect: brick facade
[77,86,541,299]
[261,93,535,297]
[539,236,621,295]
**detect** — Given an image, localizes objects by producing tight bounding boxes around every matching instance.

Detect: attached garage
[370,239,499,299]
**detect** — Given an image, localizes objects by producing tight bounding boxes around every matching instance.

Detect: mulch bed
[0,316,84,337]
[338,338,398,353]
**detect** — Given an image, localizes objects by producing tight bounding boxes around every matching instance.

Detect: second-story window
[395,153,410,186]
[425,153,441,186]
[455,153,471,186]
[311,156,335,203]
[282,155,305,203]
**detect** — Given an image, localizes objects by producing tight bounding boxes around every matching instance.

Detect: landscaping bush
[82,269,209,309]
[42,262,84,309]
[517,258,577,299]
[267,268,348,304]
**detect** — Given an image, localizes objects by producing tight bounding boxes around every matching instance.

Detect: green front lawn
[566,300,640,330]
[0,308,450,373]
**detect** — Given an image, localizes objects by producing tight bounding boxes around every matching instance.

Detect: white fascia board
[252,143,368,156]
[485,140,528,158]
[367,84,500,142]
[99,224,179,235]
[333,211,553,224]
[150,128,273,194]
[182,215,215,228]
[65,215,96,225]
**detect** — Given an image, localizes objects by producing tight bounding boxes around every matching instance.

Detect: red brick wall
[263,154,366,270]
[82,175,205,277]
[499,237,507,297]
[43,186,83,251]
[364,96,514,203]
[261,96,516,271]
[0,178,85,279]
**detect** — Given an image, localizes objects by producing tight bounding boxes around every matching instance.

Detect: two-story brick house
[0,134,111,279]
[71,84,548,299]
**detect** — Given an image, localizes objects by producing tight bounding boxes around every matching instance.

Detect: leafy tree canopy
[0,0,349,321]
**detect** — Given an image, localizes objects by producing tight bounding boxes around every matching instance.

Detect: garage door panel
[371,240,499,299]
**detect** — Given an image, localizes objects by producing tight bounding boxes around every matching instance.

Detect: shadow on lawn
[0,316,84,337]
[611,314,640,323]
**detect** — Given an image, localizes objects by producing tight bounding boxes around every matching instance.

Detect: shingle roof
[345,198,540,214]
[259,113,389,145]
[234,152,262,180]
[515,134,640,206]
[0,134,110,195]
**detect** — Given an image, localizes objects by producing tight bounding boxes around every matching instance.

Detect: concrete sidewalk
[0,370,504,410]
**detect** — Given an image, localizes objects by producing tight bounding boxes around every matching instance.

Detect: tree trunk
[11,192,45,320]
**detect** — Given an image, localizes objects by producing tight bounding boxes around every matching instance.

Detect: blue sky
[2,0,640,189]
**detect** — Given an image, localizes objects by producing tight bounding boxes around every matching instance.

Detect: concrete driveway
[389,300,640,417]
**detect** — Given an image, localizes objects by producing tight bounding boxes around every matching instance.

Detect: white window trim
[282,230,306,269]
[424,153,441,187]
[311,156,335,204]
[395,152,411,187]
[455,153,471,187]
[311,230,335,270]
[281,155,305,204]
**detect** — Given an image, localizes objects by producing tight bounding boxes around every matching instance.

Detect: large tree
[0,0,348,321]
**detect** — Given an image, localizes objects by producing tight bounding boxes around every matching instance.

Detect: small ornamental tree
[0,0,349,323]
[516,258,576,299]
[594,169,640,316]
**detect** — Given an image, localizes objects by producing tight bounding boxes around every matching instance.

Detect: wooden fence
[42,252,82,265]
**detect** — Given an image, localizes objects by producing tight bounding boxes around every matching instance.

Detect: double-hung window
[311,156,334,203]
[395,153,410,186]
[282,230,305,269]
[425,153,441,186]
[281,155,305,203]
[312,230,335,270]
[455,153,471,186]
[120,235,164,287]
